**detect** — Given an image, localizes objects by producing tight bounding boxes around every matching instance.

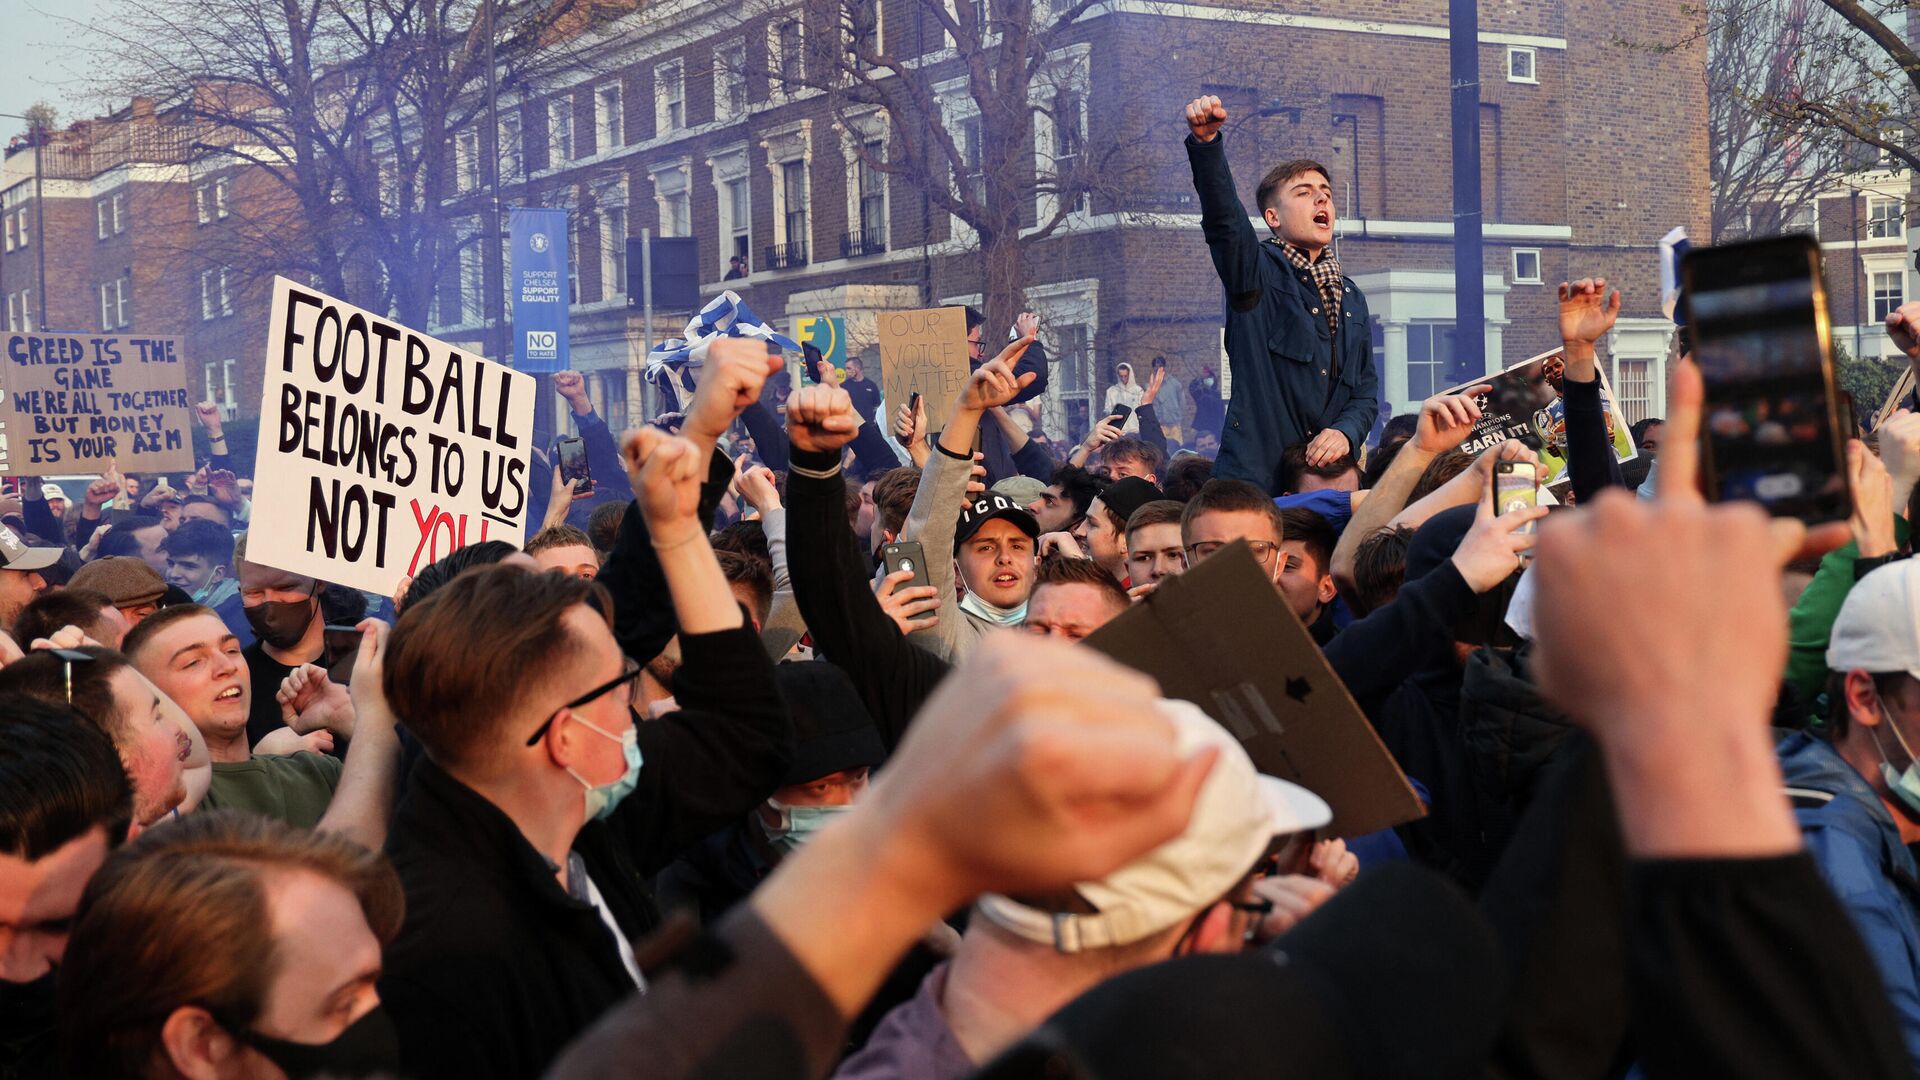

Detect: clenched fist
[1185,95,1227,143]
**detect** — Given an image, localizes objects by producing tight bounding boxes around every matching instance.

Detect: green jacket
[1785,517,1911,700]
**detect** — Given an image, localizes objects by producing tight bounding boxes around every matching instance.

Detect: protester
[1103,362,1146,434]
[1124,500,1189,592]
[1278,441,1361,494]
[234,536,327,744]
[1276,507,1342,640]
[1022,557,1132,641]
[1158,453,1215,503]
[1024,464,1105,536]
[832,699,1333,1079]
[68,556,168,628]
[843,355,884,423]
[96,515,169,576]
[11,588,129,651]
[1184,94,1378,492]
[376,340,795,1079]
[1631,417,1665,454]
[0,647,204,830]
[1348,524,1415,617]
[179,493,235,529]
[528,524,602,580]
[55,811,403,1080]
[0,525,62,631]
[1080,476,1160,584]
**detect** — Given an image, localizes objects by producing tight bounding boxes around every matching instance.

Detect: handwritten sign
[876,307,969,428]
[249,277,535,594]
[0,333,193,475]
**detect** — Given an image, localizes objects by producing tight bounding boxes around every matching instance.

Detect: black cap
[774,662,886,786]
[1096,476,1162,526]
[972,863,1508,1080]
[956,493,1041,551]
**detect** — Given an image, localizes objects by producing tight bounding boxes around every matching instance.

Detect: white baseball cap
[1828,560,1920,678]
[975,698,1330,954]
[40,484,66,502]
[0,524,62,573]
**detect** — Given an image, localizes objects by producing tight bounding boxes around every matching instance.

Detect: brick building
[431,0,1707,441]
[1786,166,1916,366]
[0,95,278,435]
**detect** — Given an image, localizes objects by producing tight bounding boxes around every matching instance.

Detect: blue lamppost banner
[510,207,569,373]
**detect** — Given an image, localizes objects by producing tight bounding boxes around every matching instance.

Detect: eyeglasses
[525,658,643,746]
[48,648,93,703]
[1183,539,1280,566]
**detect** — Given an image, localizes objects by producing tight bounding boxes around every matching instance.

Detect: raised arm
[1183,95,1262,308]
[1332,386,1487,592]
[1557,279,1626,503]
[313,620,403,851]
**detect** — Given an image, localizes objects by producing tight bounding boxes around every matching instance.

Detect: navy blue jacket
[1186,133,1378,494]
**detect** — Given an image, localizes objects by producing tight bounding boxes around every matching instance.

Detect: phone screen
[1683,235,1849,523]
[1494,463,1538,532]
[555,436,594,494]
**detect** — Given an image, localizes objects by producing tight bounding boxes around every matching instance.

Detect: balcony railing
[766,241,808,270]
[840,227,887,258]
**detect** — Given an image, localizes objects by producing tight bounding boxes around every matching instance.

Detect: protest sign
[876,307,969,427]
[794,315,846,383]
[510,208,570,374]
[1440,348,1637,488]
[250,277,535,595]
[0,332,193,475]
[1085,542,1425,838]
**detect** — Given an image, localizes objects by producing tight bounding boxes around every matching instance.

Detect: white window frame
[194,183,211,225]
[652,62,683,135]
[6,205,26,250]
[204,358,238,421]
[213,175,230,219]
[714,39,748,122]
[1611,356,1655,426]
[500,113,525,181]
[708,142,752,276]
[548,97,576,163]
[597,179,634,302]
[99,283,114,329]
[454,129,482,193]
[115,275,130,329]
[1511,248,1542,284]
[458,237,484,325]
[839,113,889,256]
[770,18,807,102]
[936,79,981,242]
[1873,268,1907,323]
[1506,46,1537,84]
[596,81,626,151]
[763,122,813,265]
[646,161,689,242]
[842,0,883,70]
[96,198,111,240]
[1869,195,1904,240]
[568,216,582,306]
[200,270,217,320]
[3,211,14,251]
[1031,50,1091,223]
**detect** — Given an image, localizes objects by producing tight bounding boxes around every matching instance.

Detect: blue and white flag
[645,292,799,397]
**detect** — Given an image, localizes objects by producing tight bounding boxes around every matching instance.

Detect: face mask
[245,593,316,651]
[759,798,855,854]
[566,708,644,821]
[959,591,1027,627]
[229,1005,400,1080]
[1869,697,1920,818]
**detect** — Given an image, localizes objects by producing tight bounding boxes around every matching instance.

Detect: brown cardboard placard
[1084,542,1425,838]
[0,333,194,475]
[876,307,970,431]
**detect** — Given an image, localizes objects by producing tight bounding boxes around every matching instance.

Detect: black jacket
[379,623,792,1080]
[1187,133,1379,494]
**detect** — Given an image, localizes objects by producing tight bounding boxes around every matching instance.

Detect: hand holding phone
[1494,460,1540,534]
[555,436,594,496]
[1108,405,1133,426]
[882,540,932,592]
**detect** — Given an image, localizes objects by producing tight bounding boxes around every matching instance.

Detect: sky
[0,0,106,130]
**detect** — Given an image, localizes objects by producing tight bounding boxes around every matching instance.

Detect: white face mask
[1869,695,1920,818]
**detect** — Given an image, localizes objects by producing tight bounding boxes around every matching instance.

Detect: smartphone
[882,540,932,591]
[909,391,922,415]
[554,436,593,496]
[1494,460,1539,532]
[1682,234,1850,523]
[1108,405,1133,426]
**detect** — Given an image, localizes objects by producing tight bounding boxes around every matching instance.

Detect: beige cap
[1830,559,1920,678]
[975,698,1330,953]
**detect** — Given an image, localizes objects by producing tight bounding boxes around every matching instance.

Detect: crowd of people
[5,96,1920,1080]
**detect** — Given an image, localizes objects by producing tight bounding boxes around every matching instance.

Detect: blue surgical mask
[566,708,643,821]
[759,798,855,854]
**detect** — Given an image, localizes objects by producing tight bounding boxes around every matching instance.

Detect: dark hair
[1822,670,1913,741]
[1361,437,1407,490]
[1256,159,1332,216]
[1160,455,1215,502]
[873,466,922,537]
[1180,479,1286,544]
[386,565,608,768]
[1630,417,1666,444]
[121,604,222,666]
[711,520,772,565]
[964,306,986,333]
[13,588,117,647]
[399,540,521,616]
[1103,437,1167,480]
[96,516,164,559]
[160,518,235,567]
[180,494,233,526]
[1125,499,1186,539]
[1033,555,1130,612]
[1049,464,1109,522]
[716,549,774,626]
[527,524,595,557]
[0,647,134,748]
[1407,450,1475,503]
[1278,441,1359,494]
[1380,413,1420,446]
[1277,508,1337,577]
[587,501,626,555]
[57,811,404,1079]
[0,692,132,860]
[1350,525,1415,617]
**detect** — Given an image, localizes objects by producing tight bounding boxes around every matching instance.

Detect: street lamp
[0,110,50,332]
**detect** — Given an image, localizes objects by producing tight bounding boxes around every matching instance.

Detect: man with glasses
[233,535,327,745]
[376,423,793,1080]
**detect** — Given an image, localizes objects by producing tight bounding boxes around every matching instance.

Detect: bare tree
[84,0,613,330]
